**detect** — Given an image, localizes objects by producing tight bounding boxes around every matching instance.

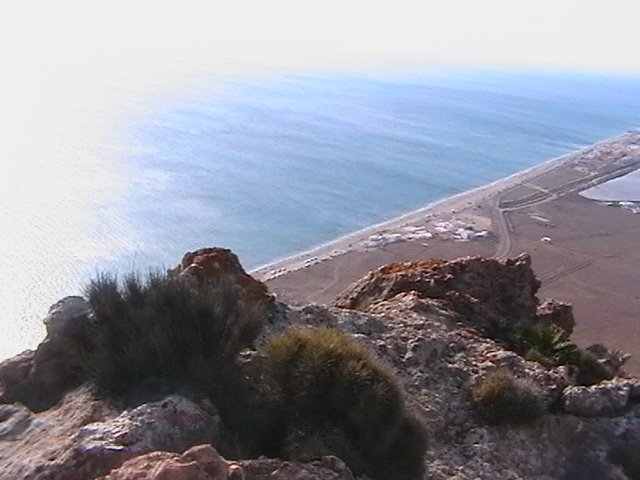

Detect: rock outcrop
[171,247,274,310]
[100,446,355,480]
[535,298,576,336]
[171,247,276,351]
[0,249,275,413]
[1,249,638,480]
[0,390,222,480]
[285,303,639,480]
[0,297,91,411]
[333,254,544,337]
[562,378,640,417]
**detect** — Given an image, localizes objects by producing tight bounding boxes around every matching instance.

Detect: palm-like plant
[515,324,578,366]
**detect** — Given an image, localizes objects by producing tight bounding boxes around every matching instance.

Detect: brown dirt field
[507,193,640,375]
[266,193,640,376]
[263,131,640,376]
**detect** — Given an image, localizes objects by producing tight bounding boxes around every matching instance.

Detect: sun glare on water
[1,0,639,359]
[0,70,133,357]
[0,15,235,358]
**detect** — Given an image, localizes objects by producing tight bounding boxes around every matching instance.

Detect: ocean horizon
[2,67,640,360]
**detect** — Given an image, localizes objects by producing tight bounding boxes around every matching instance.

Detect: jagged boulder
[0,392,222,480]
[73,395,223,468]
[562,378,640,417]
[0,297,91,411]
[43,296,95,343]
[0,350,37,406]
[171,247,274,309]
[536,299,575,336]
[2,249,640,480]
[170,247,276,351]
[334,253,541,337]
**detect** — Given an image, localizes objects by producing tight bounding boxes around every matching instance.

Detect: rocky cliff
[1,248,639,480]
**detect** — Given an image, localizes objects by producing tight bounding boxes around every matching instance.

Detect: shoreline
[262,128,640,375]
[251,128,640,282]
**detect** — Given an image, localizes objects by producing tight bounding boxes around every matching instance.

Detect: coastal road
[492,156,640,259]
[492,196,512,259]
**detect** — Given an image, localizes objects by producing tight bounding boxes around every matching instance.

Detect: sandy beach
[252,129,640,375]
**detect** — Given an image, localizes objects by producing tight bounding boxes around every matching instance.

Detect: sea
[2,67,640,360]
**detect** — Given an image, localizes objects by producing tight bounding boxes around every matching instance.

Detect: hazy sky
[3,0,640,76]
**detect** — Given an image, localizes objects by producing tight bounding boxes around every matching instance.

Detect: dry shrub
[80,271,265,397]
[471,370,543,425]
[571,349,614,386]
[263,327,427,480]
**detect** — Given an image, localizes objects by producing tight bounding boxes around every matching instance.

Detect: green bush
[510,324,616,386]
[571,349,614,386]
[80,271,264,396]
[471,370,543,425]
[263,327,426,480]
[512,324,576,366]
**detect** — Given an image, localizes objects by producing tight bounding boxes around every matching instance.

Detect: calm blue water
[108,70,640,270]
[3,68,640,359]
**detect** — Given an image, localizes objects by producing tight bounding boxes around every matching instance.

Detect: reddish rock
[101,447,358,480]
[333,254,541,337]
[2,248,639,480]
[100,451,175,480]
[0,350,37,404]
[101,445,228,480]
[172,248,273,308]
[69,395,223,476]
[171,247,275,348]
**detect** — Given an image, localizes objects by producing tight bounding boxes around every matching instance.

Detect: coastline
[260,128,640,375]
[251,128,640,282]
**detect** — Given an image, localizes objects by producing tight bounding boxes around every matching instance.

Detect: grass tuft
[471,370,543,426]
[263,327,427,480]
